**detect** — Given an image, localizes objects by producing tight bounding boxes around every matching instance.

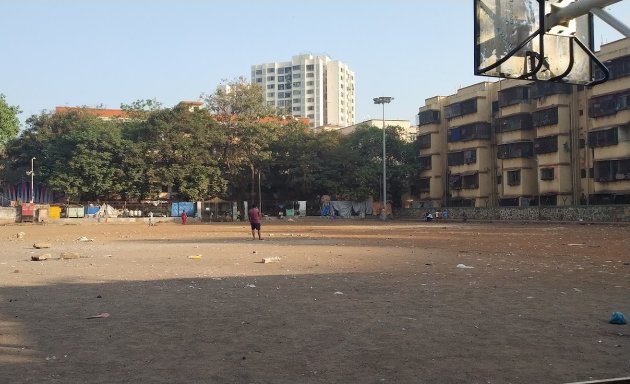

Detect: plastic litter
[609,312,627,325]
[456,264,474,269]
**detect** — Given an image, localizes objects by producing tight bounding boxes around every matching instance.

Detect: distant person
[148,211,154,226]
[248,203,262,240]
[181,210,187,225]
[425,211,433,222]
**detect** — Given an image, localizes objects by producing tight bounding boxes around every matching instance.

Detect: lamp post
[373,96,394,220]
[26,157,36,203]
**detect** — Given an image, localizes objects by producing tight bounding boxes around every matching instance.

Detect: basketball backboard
[474,0,609,85]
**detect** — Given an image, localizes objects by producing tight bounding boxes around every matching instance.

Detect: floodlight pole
[373,97,393,221]
[28,157,36,203]
[546,0,630,39]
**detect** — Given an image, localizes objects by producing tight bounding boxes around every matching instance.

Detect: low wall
[399,205,630,223]
[0,207,17,224]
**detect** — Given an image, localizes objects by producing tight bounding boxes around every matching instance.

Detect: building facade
[251,54,355,128]
[414,38,630,208]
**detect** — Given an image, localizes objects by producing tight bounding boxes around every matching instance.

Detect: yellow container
[49,206,62,219]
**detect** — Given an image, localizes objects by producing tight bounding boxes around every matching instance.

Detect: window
[495,113,533,133]
[267,76,275,81]
[595,55,630,80]
[419,177,430,192]
[308,114,315,119]
[284,67,292,73]
[448,149,477,166]
[419,156,432,170]
[293,73,301,79]
[256,78,262,83]
[530,82,572,99]
[589,91,630,118]
[418,110,440,126]
[293,82,301,87]
[594,158,630,182]
[507,170,521,186]
[292,65,300,70]
[278,76,285,82]
[307,106,314,111]
[532,107,559,127]
[448,122,491,142]
[588,127,619,148]
[450,173,479,190]
[307,98,314,103]
[306,73,314,78]
[293,106,301,112]
[498,86,530,107]
[278,84,285,90]
[444,98,477,119]
[497,141,534,159]
[293,98,300,104]
[267,68,275,73]
[418,134,431,149]
[255,69,262,75]
[307,89,314,94]
[307,81,314,86]
[534,135,558,154]
[306,64,314,71]
[540,167,554,180]
[266,84,275,89]
[267,92,274,98]
[293,90,301,95]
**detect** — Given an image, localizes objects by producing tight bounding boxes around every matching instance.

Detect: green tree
[0,94,21,146]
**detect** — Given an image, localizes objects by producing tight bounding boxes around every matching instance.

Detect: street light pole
[26,157,36,203]
[373,97,394,220]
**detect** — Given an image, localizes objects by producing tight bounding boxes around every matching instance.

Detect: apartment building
[415,38,630,208]
[251,54,355,128]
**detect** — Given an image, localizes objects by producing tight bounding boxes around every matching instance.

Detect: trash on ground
[17,232,25,239]
[31,254,51,261]
[86,312,110,319]
[334,291,344,295]
[33,243,51,249]
[188,255,202,260]
[456,264,474,269]
[77,236,94,242]
[609,312,627,325]
[245,284,256,288]
[262,257,281,264]
[567,243,585,247]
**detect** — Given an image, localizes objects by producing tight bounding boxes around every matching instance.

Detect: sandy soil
[0,218,628,384]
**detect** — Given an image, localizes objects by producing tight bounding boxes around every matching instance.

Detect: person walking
[248,203,262,240]
[181,210,187,225]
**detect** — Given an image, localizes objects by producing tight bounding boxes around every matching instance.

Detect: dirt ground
[0,218,628,384]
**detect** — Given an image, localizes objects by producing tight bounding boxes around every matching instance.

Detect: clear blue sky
[2,0,628,128]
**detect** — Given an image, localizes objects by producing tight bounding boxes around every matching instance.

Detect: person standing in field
[181,210,187,225]
[248,203,262,240]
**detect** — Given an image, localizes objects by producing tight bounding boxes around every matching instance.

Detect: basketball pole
[546,0,630,38]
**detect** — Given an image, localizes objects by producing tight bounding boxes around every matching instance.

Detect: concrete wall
[399,205,630,222]
[0,207,17,224]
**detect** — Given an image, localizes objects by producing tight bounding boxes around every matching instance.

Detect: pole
[382,103,387,221]
[29,157,35,203]
[373,97,393,221]
[258,170,262,213]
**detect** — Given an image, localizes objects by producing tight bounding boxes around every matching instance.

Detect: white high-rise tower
[251,54,355,128]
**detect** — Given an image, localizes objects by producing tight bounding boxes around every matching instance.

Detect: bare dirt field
[0,218,628,384]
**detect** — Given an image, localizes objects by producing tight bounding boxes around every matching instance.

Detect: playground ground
[0,219,628,383]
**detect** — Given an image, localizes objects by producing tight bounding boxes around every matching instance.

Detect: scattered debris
[188,255,202,260]
[60,252,80,259]
[77,236,94,242]
[334,291,344,295]
[33,243,51,249]
[245,284,256,288]
[17,232,25,239]
[456,264,474,269]
[13,269,20,273]
[567,243,585,247]
[609,312,627,325]
[31,254,51,261]
[86,312,110,319]
[262,257,281,264]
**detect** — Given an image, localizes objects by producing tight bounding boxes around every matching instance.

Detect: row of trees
[0,80,420,207]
